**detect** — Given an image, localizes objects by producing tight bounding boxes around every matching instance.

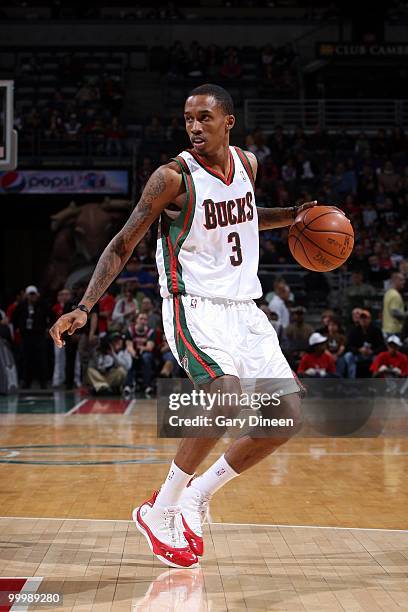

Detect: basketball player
[50,84,316,569]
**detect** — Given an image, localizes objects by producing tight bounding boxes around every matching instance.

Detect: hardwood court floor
[0,397,407,610]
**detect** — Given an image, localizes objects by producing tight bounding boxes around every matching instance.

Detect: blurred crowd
[1,122,408,393]
[0,260,407,396]
[16,52,126,156]
[152,41,297,96]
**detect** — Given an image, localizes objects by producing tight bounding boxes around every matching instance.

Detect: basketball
[288,205,354,272]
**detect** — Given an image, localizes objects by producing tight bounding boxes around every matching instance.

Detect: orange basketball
[288,205,354,272]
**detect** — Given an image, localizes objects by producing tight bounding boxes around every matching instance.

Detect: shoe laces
[163,506,186,548]
[190,488,211,528]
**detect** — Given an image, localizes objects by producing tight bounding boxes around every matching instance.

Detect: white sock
[155,461,193,507]
[192,455,238,498]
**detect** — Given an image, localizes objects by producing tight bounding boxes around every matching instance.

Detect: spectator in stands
[341,271,376,317]
[292,126,308,151]
[281,158,297,187]
[140,297,161,330]
[260,45,275,75]
[44,111,64,140]
[316,309,335,335]
[285,306,313,369]
[135,240,155,266]
[145,115,165,143]
[87,332,132,395]
[259,240,280,265]
[358,165,377,204]
[159,336,182,378]
[303,270,331,306]
[354,132,371,157]
[332,162,357,199]
[361,202,378,228]
[128,312,156,397]
[365,255,386,288]
[347,244,369,274]
[260,156,279,196]
[344,310,385,378]
[51,288,71,387]
[166,116,188,151]
[112,287,139,328]
[206,44,222,77]
[268,125,287,164]
[64,113,82,140]
[382,272,406,337]
[0,308,12,344]
[12,285,51,389]
[64,282,98,389]
[326,317,346,376]
[137,156,154,192]
[390,127,406,163]
[186,40,206,77]
[370,335,408,378]
[126,257,157,299]
[377,161,401,195]
[75,81,96,107]
[268,280,291,328]
[297,333,337,378]
[248,128,271,164]
[105,117,125,156]
[98,288,117,336]
[220,47,242,79]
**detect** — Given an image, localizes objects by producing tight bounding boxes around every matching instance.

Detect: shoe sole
[132,508,200,569]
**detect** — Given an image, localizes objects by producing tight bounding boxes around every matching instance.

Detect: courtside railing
[244,99,408,131]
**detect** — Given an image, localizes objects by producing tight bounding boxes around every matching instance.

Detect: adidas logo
[216,467,226,477]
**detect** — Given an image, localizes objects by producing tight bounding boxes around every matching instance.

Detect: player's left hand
[296,200,317,214]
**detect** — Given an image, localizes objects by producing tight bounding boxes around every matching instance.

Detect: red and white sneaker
[180,481,211,557]
[133,491,199,569]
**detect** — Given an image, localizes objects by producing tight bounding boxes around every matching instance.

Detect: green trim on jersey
[172,295,224,385]
[189,149,235,186]
[234,147,255,188]
[161,155,197,295]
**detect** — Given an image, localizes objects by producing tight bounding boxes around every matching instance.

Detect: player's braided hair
[188,83,234,115]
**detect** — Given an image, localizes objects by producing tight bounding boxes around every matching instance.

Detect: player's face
[184,95,234,156]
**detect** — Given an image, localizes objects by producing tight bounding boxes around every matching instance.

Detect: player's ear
[226,115,235,131]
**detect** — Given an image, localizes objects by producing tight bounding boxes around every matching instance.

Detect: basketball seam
[294,229,348,261]
[303,229,353,237]
[295,237,324,270]
[303,210,340,229]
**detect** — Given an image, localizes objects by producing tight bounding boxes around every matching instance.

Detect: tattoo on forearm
[82,168,167,308]
[258,207,295,231]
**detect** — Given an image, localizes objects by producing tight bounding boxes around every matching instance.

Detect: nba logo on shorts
[190,298,197,309]
[181,355,189,373]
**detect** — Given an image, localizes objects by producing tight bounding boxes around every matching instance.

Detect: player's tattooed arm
[258,201,317,230]
[80,165,182,310]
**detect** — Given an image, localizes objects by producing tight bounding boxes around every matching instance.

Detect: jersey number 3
[228,232,243,266]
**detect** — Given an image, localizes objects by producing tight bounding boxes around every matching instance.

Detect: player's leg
[134,373,241,564]
[224,391,302,472]
[180,302,302,555]
[181,391,301,555]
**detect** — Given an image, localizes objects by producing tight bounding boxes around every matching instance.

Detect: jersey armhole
[170,155,192,216]
[233,146,256,188]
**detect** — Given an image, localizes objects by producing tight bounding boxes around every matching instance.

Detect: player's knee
[280,392,303,434]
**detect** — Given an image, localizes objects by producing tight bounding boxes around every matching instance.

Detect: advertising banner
[0,169,128,194]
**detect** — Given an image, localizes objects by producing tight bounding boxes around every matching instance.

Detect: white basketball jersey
[156,146,262,300]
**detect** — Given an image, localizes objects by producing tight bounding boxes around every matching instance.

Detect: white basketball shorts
[162,294,298,394]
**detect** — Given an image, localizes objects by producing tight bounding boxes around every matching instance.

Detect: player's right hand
[49,309,88,348]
